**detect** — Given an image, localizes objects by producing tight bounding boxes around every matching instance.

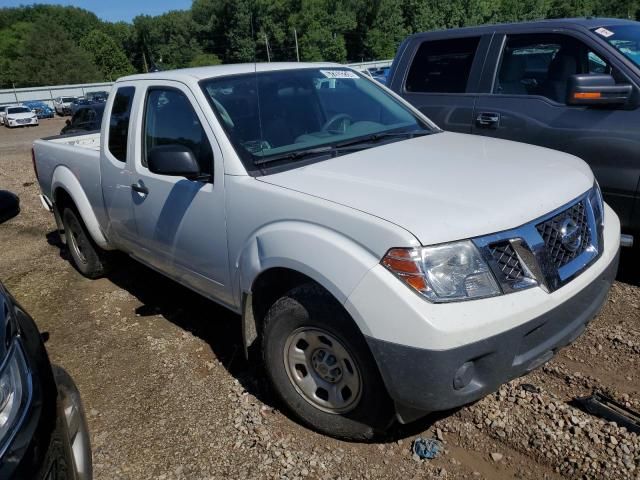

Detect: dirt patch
[0,119,638,479]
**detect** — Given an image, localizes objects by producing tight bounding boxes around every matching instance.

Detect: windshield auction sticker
[594,27,615,38]
[320,70,360,79]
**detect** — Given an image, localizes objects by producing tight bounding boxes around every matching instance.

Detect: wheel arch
[236,222,382,360]
[51,166,111,250]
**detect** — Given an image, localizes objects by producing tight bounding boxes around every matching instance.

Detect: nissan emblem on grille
[536,201,592,269]
[559,217,582,252]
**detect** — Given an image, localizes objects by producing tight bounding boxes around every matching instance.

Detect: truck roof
[406,17,638,40]
[117,62,343,83]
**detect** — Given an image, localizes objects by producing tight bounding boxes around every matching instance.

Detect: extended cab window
[143,88,213,176]
[405,37,481,93]
[494,34,613,103]
[108,87,135,162]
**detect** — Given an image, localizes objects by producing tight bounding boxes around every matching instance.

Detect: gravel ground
[0,117,638,479]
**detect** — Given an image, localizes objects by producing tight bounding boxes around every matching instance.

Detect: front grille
[17,119,30,124]
[536,201,591,269]
[489,242,525,281]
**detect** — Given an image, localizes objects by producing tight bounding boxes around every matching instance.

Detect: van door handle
[476,112,501,128]
[131,183,149,195]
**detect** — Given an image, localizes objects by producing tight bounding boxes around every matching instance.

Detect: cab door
[390,34,491,133]
[127,81,232,305]
[472,30,640,230]
[100,84,139,251]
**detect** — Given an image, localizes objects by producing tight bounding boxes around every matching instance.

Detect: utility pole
[294,28,300,62]
[264,34,271,62]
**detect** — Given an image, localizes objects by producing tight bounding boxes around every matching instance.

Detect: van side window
[405,37,481,94]
[143,88,213,177]
[108,87,135,162]
[494,34,612,103]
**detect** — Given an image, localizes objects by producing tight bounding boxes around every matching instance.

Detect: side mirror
[148,145,202,179]
[65,119,71,126]
[0,191,20,224]
[567,74,632,106]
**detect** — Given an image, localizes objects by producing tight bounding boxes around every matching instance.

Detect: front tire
[262,284,393,440]
[62,207,110,278]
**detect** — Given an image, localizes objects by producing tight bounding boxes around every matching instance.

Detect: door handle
[476,112,501,128]
[131,182,149,195]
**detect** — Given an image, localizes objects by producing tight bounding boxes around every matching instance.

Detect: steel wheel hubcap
[68,220,87,264]
[284,328,362,414]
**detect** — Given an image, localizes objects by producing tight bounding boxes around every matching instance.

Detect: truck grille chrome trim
[536,200,591,269]
[474,187,603,294]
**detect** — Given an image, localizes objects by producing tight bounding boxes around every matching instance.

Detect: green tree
[0,21,32,88]
[594,0,639,18]
[365,0,407,59]
[133,11,206,70]
[548,0,595,18]
[10,19,102,87]
[497,0,551,22]
[188,52,222,67]
[290,0,356,62]
[80,29,134,81]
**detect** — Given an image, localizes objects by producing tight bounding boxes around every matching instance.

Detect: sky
[0,0,193,22]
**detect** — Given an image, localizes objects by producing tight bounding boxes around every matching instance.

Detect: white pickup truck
[33,63,620,440]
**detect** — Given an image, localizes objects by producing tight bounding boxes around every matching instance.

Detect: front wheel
[62,207,110,278]
[262,284,393,440]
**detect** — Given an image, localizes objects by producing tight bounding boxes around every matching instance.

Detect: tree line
[0,0,638,89]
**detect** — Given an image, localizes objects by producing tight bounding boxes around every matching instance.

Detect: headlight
[0,340,31,454]
[589,181,604,227]
[382,241,501,302]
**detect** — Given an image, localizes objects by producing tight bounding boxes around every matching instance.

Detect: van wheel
[62,207,110,279]
[262,283,393,440]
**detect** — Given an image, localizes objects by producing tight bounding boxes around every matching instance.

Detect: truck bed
[42,132,101,151]
[33,132,103,220]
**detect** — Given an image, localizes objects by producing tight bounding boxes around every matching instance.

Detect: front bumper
[7,118,38,127]
[366,251,619,423]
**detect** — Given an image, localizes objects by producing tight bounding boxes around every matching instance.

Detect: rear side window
[405,37,481,93]
[142,88,213,176]
[108,86,135,162]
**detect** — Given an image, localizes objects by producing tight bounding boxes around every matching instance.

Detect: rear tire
[62,207,110,278]
[262,283,393,440]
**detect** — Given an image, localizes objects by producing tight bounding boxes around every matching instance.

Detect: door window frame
[400,33,493,97]
[135,81,219,185]
[103,83,138,168]
[480,28,639,105]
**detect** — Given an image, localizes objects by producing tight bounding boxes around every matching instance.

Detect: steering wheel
[321,113,353,134]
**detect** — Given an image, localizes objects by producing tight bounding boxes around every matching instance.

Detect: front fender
[52,166,111,250]
[236,221,381,336]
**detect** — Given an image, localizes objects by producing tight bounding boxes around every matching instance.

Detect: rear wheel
[62,207,110,278]
[262,283,393,440]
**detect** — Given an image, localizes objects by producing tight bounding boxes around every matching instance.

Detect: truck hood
[257,132,595,246]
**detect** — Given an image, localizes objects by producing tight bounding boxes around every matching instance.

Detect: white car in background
[0,105,12,125]
[4,105,38,128]
[53,96,76,116]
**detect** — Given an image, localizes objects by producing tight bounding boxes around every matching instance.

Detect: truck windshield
[593,25,640,68]
[200,67,435,172]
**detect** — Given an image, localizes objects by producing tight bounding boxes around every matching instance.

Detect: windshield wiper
[253,145,338,166]
[253,129,432,167]
[333,129,431,149]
